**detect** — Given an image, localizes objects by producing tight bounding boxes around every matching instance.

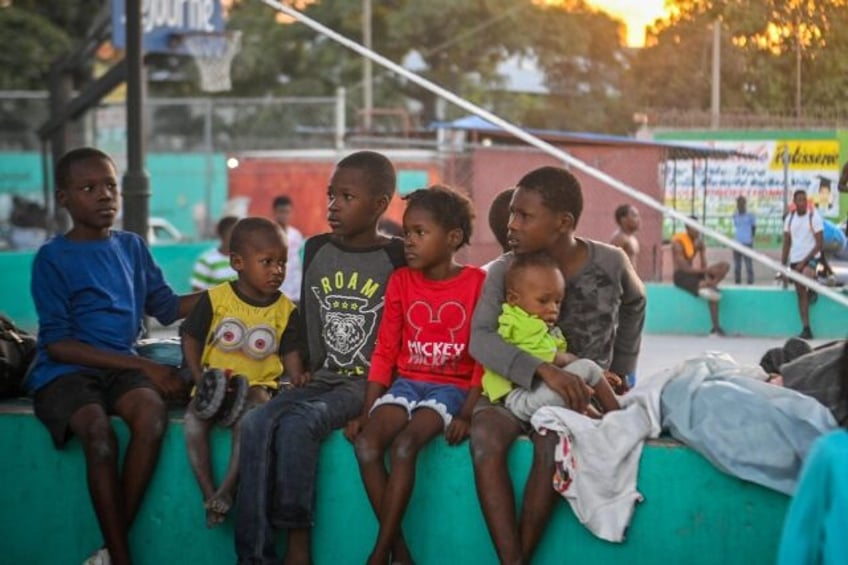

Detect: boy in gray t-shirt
[469,166,645,564]
[234,151,406,565]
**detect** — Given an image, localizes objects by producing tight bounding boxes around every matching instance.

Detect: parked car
[148,217,185,244]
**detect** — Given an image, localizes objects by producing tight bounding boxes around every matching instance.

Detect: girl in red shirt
[345,185,485,565]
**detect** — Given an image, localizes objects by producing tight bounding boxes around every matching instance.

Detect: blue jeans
[234,374,366,564]
[733,243,754,284]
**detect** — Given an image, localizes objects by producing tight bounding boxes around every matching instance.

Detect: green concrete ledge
[645,282,848,338]
[0,402,788,564]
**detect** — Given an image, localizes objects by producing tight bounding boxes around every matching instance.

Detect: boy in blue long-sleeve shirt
[28,147,198,565]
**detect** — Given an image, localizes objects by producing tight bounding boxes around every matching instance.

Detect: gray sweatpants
[504,358,604,422]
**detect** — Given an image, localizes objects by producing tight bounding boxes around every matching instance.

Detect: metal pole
[672,159,678,234]
[203,97,213,238]
[795,22,802,119]
[362,0,372,131]
[782,144,790,214]
[123,0,150,241]
[702,158,708,225]
[690,160,696,216]
[335,87,346,150]
[710,20,720,130]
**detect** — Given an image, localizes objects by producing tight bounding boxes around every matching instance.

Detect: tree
[0,7,72,90]
[520,1,633,133]
[630,0,848,118]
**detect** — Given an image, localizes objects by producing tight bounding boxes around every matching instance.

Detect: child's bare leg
[184,401,218,526]
[469,408,524,565]
[354,405,413,564]
[113,387,168,526]
[519,431,558,561]
[285,527,311,565]
[68,403,131,565]
[369,408,443,565]
[208,386,272,524]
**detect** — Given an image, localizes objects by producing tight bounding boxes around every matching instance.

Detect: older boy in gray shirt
[468,165,645,564]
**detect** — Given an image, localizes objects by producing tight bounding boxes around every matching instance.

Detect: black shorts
[789,259,819,272]
[673,270,705,296]
[33,370,156,448]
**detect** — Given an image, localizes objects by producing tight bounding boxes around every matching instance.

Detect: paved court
[637,333,838,378]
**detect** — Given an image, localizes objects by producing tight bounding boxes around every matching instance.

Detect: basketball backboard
[112,0,225,54]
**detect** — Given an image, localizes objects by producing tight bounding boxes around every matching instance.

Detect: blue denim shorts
[370,377,467,427]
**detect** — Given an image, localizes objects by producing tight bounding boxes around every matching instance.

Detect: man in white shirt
[781,190,823,339]
[273,195,304,304]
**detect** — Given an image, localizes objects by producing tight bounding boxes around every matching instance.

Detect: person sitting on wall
[671,217,729,336]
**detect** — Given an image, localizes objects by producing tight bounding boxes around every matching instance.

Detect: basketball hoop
[175,30,242,93]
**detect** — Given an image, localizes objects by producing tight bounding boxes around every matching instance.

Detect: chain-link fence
[0,91,344,153]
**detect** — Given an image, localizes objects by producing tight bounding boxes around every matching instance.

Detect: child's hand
[344,415,367,443]
[290,371,312,387]
[445,416,471,445]
[604,371,629,395]
[141,360,184,397]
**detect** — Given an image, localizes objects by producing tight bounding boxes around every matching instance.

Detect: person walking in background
[732,196,756,285]
[671,219,729,336]
[782,190,824,340]
[190,215,238,291]
[609,204,641,268]
[272,195,304,304]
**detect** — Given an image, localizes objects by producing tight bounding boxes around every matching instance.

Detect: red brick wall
[466,146,665,281]
[227,156,441,239]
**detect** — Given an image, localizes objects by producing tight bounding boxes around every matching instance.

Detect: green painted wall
[0,152,228,239]
[0,406,789,565]
[647,284,848,337]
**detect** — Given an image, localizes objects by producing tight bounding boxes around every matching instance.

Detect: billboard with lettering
[656,131,846,244]
[112,0,225,53]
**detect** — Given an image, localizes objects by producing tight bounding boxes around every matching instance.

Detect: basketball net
[182,30,242,93]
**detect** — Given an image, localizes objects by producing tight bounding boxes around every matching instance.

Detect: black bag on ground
[0,315,37,398]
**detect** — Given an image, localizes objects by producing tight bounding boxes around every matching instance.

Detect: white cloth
[281,225,304,301]
[784,209,824,263]
[660,351,836,495]
[530,368,673,542]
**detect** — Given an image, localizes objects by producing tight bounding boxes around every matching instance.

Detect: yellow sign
[770,141,840,170]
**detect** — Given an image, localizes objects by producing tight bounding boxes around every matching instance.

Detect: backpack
[0,315,37,398]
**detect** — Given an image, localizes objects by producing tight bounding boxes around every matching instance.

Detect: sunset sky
[585,0,671,47]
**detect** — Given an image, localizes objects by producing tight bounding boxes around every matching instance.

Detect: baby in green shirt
[481,251,620,421]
